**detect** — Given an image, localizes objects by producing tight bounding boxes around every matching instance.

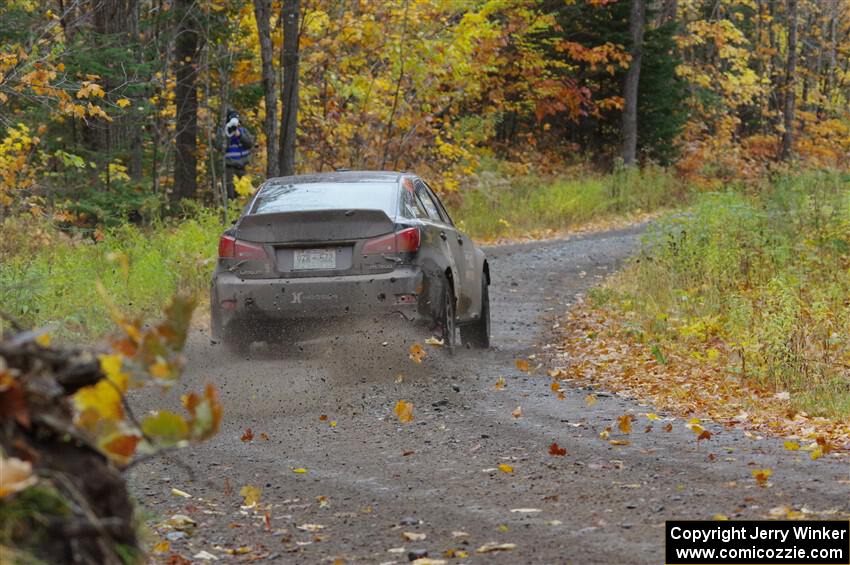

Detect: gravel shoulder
[131,225,849,564]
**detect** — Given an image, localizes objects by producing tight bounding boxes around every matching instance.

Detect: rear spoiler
[236,209,395,243]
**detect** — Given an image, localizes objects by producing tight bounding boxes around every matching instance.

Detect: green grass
[603,169,850,419]
[0,205,221,339]
[450,164,688,240]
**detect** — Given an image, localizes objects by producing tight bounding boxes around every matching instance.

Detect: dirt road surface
[131,226,849,564]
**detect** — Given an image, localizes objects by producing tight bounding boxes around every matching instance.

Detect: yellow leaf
[394,400,413,423]
[645,413,660,421]
[98,353,128,392]
[585,394,597,406]
[550,382,561,393]
[751,468,772,487]
[783,441,800,451]
[116,98,131,108]
[511,406,522,418]
[293,467,308,474]
[494,376,506,390]
[425,336,444,346]
[35,333,51,347]
[515,359,530,372]
[497,463,514,473]
[74,379,124,422]
[152,540,170,554]
[409,343,426,364]
[810,447,822,460]
[240,485,261,506]
[609,439,630,446]
[599,426,611,440]
[713,514,729,521]
[618,414,632,434]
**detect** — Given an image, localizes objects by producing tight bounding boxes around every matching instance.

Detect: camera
[225,117,240,137]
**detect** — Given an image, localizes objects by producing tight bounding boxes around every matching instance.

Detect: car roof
[261,171,407,186]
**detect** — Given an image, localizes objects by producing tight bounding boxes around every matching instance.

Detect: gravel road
[131,225,849,564]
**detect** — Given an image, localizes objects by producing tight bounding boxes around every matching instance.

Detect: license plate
[293,248,336,270]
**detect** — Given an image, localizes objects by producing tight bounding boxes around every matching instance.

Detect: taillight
[218,235,267,260]
[362,227,421,255]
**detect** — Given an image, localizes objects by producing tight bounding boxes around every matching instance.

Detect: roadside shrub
[0,209,221,339]
[611,170,850,418]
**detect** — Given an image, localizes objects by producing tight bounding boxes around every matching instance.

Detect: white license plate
[293,248,336,270]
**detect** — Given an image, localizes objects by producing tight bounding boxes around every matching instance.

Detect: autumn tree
[622,0,646,166]
[173,0,202,200]
[779,0,799,161]
[253,0,279,178]
[279,0,300,176]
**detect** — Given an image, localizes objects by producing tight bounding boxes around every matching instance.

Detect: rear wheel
[222,322,251,357]
[441,282,457,353]
[461,279,490,349]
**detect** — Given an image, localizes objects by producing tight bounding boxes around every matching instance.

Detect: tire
[222,322,251,357]
[441,282,457,353]
[461,278,490,349]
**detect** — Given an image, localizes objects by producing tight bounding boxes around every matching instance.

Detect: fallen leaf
[259,432,270,441]
[239,485,261,506]
[549,442,567,456]
[497,463,514,473]
[751,468,772,487]
[412,559,445,565]
[170,488,191,498]
[494,376,506,390]
[713,514,729,521]
[599,426,611,440]
[394,373,405,383]
[241,428,254,442]
[663,422,673,432]
[697,430,712,442]
[152,540,170,554]
[547,368,563,378]
[402,450,415,456]
[403,531,427,541]
[511,406,522,418]
[550,382,561,393]
[609,439,630,446]
[329,420,337,428]
[618,414,633,434]
[319,414,328,421]
[810,448,823,460]
[515,359,530,372]
[409,344,426,363]
[297,523,325,532]
[193,550,218,561]
[163,514,196,530]
[510,508,541,513]
[477,542,516,553]
[451,531,469,538]
[293,467,307,474]
[425,336,444,347]
[394,400,414,423]
[585,394,597,406]
[645,413,660,421]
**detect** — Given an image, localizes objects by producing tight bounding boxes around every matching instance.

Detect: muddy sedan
[210,171,490,354]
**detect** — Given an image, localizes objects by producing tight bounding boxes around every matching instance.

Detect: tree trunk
[253,0,279,178]
[779,0,798,162]
[173,0,201,199]
[278,0,300,177]
[621,0,645,166]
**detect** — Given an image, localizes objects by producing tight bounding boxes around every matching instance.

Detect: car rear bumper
[211,267,427,335]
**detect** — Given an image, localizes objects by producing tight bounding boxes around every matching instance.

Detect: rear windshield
[252,182,399,216]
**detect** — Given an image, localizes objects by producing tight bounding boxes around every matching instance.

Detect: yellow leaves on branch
[69,295,223,465]
[76,81,105,99]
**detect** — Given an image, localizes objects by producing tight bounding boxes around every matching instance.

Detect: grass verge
[557,169,850,449]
